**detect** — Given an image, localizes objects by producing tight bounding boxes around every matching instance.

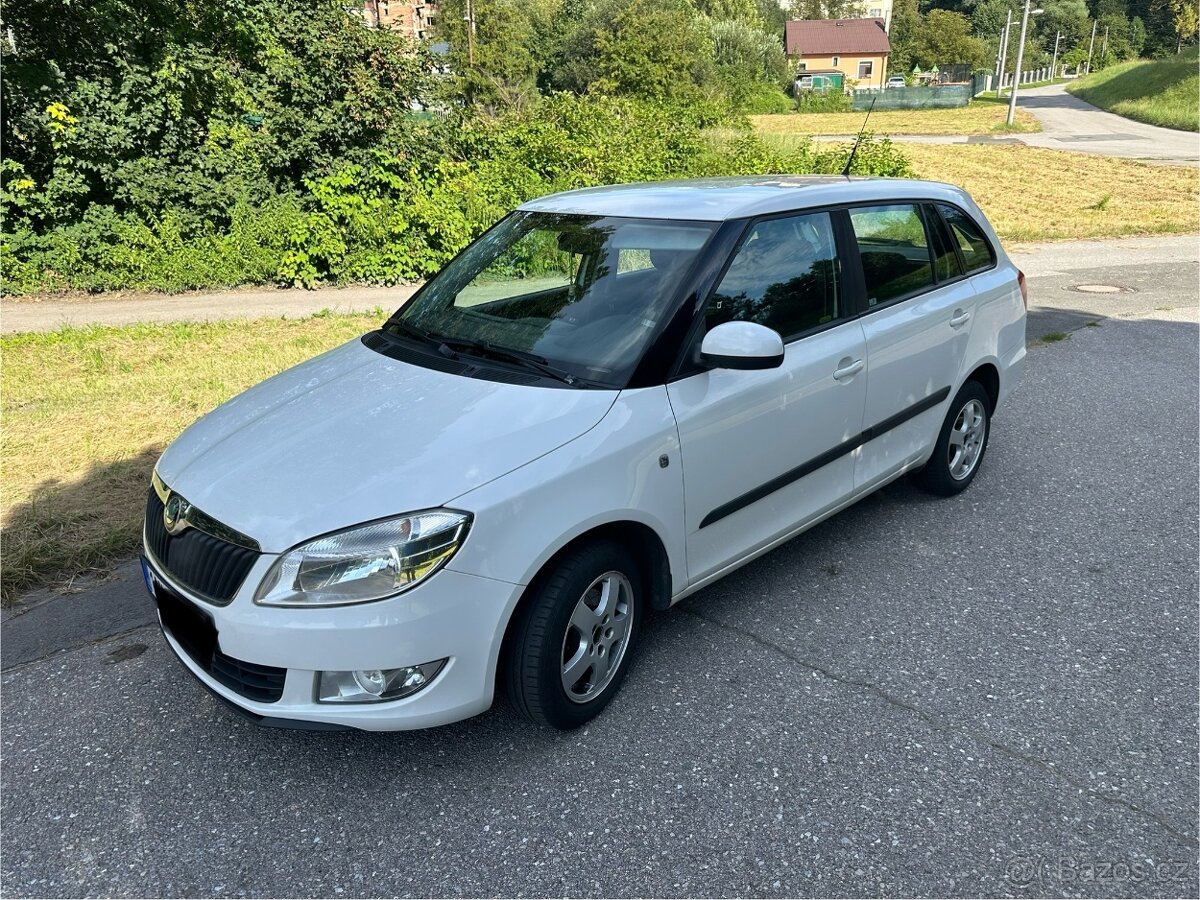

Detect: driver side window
[706,212,841,342]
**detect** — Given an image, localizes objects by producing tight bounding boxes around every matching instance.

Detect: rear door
[667,210,868,584]
[848,202,979,490]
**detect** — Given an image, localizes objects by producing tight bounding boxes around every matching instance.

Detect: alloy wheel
[560,571,633,704]
[948,398,987,480]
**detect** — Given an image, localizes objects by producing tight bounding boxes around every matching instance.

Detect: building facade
[784,17,891,90]
[360,1,440,41]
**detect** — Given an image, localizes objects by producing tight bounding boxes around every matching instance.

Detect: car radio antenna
[841,97,877,179]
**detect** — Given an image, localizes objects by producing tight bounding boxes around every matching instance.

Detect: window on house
[858,60,874,79]
[798,62,807,71]
[869,7,882,16]
[832,56,840,67]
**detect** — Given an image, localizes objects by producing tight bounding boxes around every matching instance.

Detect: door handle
[950,310,972,328]
[833,359,864,381]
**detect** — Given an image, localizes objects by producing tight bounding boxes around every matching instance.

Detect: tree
[592,0,717,103]
[707,15,789,102]
[911,9,991,68]
[695,0,759,19]
[888,0,923,72]
[788,0,864,19]
[1164,0,1200,49]
[972,0,1010,40]
[1036,0,1092,49]
[0,0,433,229]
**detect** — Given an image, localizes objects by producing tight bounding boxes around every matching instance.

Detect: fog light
[318,659,447,704]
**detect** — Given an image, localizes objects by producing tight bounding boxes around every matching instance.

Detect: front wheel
[504,541,643,729]
[914,381,991,496]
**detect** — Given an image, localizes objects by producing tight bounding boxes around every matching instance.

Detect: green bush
[737,84,795,114]
[700,130,912,178]
[795,91,853,113]
[0,2,915,296]
[2,198,303,294]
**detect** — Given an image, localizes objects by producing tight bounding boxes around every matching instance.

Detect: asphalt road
[3,245,1198,897]
[1015,83,1199,165]
[813,83,1199,167]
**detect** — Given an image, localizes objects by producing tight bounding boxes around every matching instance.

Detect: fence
[851,76,985,110]
[976,66,1059,93]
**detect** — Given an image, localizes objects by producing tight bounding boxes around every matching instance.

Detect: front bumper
[144,553,524,732]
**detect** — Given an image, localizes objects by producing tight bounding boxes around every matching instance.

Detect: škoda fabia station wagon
[142,176,1027,731]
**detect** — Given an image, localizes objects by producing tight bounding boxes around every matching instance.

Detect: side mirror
[699,321,785,371]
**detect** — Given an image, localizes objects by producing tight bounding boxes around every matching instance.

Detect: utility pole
[1085,19,1097,74]
[1050,30,1060,80]
[465,0,476,67]
[996,9,1013,98]
[1100,26,1109,67]
[1006,0,1036,126]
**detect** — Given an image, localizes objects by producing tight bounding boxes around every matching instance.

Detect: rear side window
[938,204,996,273]
[925,204,963,283]
[706,212,841,340]
[849,204,934,307]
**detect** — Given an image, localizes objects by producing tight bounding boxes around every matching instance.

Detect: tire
[914,380,992,496]
[505,540,643,729]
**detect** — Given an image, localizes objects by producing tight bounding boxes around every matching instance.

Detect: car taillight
[1017,269,1029,309]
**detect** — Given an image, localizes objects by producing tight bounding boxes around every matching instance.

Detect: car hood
[156,338,618,552]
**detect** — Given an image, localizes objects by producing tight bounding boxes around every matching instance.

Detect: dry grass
[899,143,1200,242]
[751,96,1040,136]
[1,312,381,601]
[754,128,1199,242]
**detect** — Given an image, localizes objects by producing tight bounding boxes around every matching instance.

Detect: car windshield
[384,212,717,387]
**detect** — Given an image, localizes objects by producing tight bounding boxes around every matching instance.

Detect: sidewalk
[2,234,1197,334]
[0,283,420,334]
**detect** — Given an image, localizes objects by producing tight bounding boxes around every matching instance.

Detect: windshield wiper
[386,320,460,359]
[433,336,589,387]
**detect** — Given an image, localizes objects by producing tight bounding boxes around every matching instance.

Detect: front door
[667,210,868,584]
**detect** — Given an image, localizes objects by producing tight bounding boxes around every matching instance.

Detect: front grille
[156,578,286,703]
[145,487,259,604]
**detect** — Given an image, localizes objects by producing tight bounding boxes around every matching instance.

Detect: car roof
[518,176,975,223]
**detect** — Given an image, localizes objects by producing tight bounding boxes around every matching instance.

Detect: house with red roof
[784,18,892,90]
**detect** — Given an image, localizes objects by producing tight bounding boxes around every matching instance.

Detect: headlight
[254,510,471,607]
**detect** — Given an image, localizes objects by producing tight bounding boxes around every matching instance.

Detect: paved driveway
[813,83,1198,166]
[2,242,1198,897]
[1016,83,1199,165]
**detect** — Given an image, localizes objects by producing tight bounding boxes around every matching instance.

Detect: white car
[143,176,1027,731]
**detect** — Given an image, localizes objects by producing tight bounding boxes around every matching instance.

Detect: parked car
[887,76,907,88]
[143,177,1027,732]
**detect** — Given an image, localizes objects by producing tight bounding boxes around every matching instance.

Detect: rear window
[849,204,934,307]
[938,204,996,273]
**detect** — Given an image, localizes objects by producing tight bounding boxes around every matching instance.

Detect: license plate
[139,555,156,597]
[154,577,219,665]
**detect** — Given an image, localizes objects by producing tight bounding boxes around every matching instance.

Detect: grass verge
[750,95,1039,136]
[900,143,1200,241]
[755,131,1199,242]
[0,312,380,601]
[1067,50,1200,132]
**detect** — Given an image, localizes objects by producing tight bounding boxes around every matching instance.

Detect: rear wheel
[914,381,991,496]
[505,541,643,729]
